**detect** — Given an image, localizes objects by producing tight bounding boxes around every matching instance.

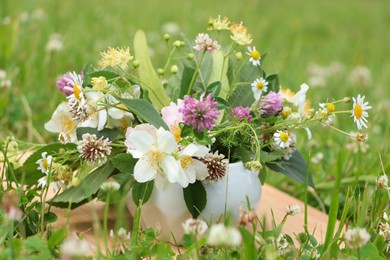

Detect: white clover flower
[36,152,53,174]
[276,233,289,250]
[208,224,242,247]
[45,33,64,52]
[193,33,220,53]
[100,181,120,192]
[77,134,112,166]
[273,130,292,149]
[349,66,372,87]
[251,78,268,99]
[344,227,370,249]
[351,94,372,130]
[246,46,261,66]
[377,175,388,190]
[61,236,94,258]
[286,204,301,216]
[182,218,208,235]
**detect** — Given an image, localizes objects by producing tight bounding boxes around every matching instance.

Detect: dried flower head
[244,161,263,173]
[238,205,257,226]
[77,133,112,166]
[180,93,220,132]
[99,46,133,69]
[182,218,208,235]
[286,204,301,216]
[356,133,367,143]
[208,15,230,31]
[208,224,242,247]
[377,175,388,190]
[202,151,229,182]
[230,22,253,45]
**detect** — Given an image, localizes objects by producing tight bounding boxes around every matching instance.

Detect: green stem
[103,195,110,255]
[131,205,142,246]
[187,51,207,96]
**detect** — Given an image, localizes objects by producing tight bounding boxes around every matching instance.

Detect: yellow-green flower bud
[170,65,179,74]
[157,68,165,75]
[72,177,80,187]
[132,60,140,68]
[235,52,243,60]
[163,33,170,41]
[187,53,195,60]
[173,40,181,48]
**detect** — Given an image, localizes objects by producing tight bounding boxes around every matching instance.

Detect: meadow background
[1,0,389,209]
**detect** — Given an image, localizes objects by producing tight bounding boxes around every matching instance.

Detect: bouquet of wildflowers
[15,16,371,217]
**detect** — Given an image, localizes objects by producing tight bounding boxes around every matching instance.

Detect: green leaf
[228,84,255,107]
[179,66,196,99]
[239,227,256,259]
[118,98,168,130]
[82,64,93,86]
[208,50,229,99]
[89,70,121,80]
[182,233,196,248]
[180,124,193,137]
[51,162,115,207]
[266,74,280,93]
[359,243,382,260]
[266,151,314,187]
[111,153,137,174]
[133,30,170,109]
[14,143,77,186]
[76,127,121,141]
[44,212,58,224]
[132,180,154,206]
[206,81,221,96]
[260,150,284,162]
[214,97,231,110]
[48,228,67,251]
[23,236,51,259]
[183,181,207,218]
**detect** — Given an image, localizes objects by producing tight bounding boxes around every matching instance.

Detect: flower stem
[187,51,207,96]
[103,194,110,255]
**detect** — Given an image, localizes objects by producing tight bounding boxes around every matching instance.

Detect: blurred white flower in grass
[110,227,131,254]
[161,22,180,35]
[61,235,94,259]
[344,227,370,249]
[0,69,12,88]
[307,62,345,88]
[32,9,46,21]
[208,224,242,247]
[349,66,372,87]
[46,34,64,52]
[377,175,388,190]
[310,152,324,164]
[2,16,11,25]
[286,204,301,216]
[19,12,29,23]
[182,218,208,235]
[346,139,369,153]
[351,95,372,130]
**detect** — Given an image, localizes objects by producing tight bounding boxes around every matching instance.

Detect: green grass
[1,0,389,205]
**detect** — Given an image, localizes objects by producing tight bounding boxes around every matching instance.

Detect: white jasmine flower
[36,152,53,174]
[208,224,242,247]
[273,130,292,149]
[286,204,301,216]
[251,78,268,99]
[44,102,77,142]
[246,46,261,66]
[176,144,209,188]
[351,94,372,130]
[344,227,370,249]
[182,218,208,235]
[126,127,180,186]
[279,84,310,117]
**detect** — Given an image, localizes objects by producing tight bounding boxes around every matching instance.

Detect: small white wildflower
[45,33,64,52]
[344,227,370,249]
[36,152,53,174]
[182,218,208,235]
[349,66,372,87]
[286,204,301,216]
[276,233,289,250]
[351,94,372,130]
[383,212,389,221]
[377,175,388,190]
[310,152,324,164]
[251,78,268,99]
[273,130,292,149]
[110,227,131,254]
[208,224,242,247]
[246,46,261,66]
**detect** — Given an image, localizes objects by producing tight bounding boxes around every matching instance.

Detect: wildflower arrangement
[12,16,373,218]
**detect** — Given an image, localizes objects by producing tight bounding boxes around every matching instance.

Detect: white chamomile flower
[251,78,268,99]
[36,152,53,174]
[246,46,261,66]
[64,72,85,109]
[351,94,372,130]
[273,130,292,149]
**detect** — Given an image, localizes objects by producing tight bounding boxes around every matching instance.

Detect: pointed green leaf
[266,74,280,92]
[179,66,196,99]
[132,180,154,206]
[208,51,229,99]
[51,162,115,206]
[76,127,121,141]
[266,151,314,187]
[133,30,170,109]
[111,153,137,174]
[183,181,207,218]
[118,98,168,129]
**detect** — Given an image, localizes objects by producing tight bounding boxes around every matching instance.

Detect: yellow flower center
[171,125,182,143]
[280,88,295,98]
[43,159,49,170]
[73,84,82,101]
[326,103,335,113]
[146,150,164,164]
[180,156,193,170]
[281,109,291,119]
[280,132,289,142]
[354,104,363,119]
[63,116,75,132]
[256,81,264,90]
[251,50,260,60]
